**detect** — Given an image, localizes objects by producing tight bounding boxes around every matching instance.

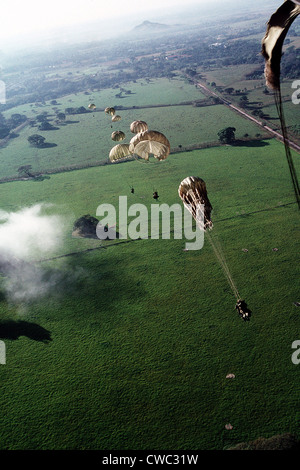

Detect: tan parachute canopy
[178,176,213,231]
[130,120,148,134]
[129,130,170,161]
[105,107,115,116]
[111,130,126,142]
[88,103,96,110]
[262,0,300,90]
[109,144,131,162]
[112,115,121,122]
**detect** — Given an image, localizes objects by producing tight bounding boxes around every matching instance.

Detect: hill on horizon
[132,20,174,32]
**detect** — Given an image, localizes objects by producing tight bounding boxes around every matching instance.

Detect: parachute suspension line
[274,87,300,210]
[205,231,241,301]
[187,191,241,301]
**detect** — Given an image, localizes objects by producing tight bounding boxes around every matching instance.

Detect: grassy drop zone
[0,110,299,450]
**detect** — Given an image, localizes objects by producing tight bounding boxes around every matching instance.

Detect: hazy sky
[1,0,279,50]
[1,0,204,40]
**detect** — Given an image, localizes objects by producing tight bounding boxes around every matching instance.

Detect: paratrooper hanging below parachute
[178,176,250,318]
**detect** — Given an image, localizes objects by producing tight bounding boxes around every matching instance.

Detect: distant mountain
[132,20,171,32]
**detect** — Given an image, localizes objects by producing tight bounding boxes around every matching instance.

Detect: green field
[0,136,299,450]
[0,88,269,179]
[200,64,265,90]
[2,77,204,119]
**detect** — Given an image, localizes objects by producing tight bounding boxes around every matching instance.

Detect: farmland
[0,1,299,451]
[0,77,272,180]
[0,135,299,450]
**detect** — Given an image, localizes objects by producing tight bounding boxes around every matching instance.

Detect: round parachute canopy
[130,120,148,134]
[262,1,300,90]
[88,103,96,110]
[178,176,213,231]
[111,130,125,142]
[112,115,121,122]
[105,107,115,116]
[129,130,170,161]
[109,144,131,162]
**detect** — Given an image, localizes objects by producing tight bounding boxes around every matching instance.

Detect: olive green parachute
[88,103,96,110]
[130,120,148,134]
[105,107,115,116]
[112,115,121,122]
[262,1,300,90]
[129,130,170,161]
[111,130,125,142]
[178,176,213,231]
[109,144,132,162]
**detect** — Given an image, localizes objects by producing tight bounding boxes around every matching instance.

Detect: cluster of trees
[27,134,47,147]
[0,112,27,139]
[65,106,89,115]
[217,127,236,144]
[17,164,50,181]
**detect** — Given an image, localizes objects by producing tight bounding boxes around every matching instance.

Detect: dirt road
[196,82,300,153]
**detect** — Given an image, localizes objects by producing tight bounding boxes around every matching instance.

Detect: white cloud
[0,204,64,261]
[0,204,69,304]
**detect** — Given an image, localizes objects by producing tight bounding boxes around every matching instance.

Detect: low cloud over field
[0,204,68,304]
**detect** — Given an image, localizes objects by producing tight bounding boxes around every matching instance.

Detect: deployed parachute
[112,115,121,122]
[129,130,170,161]
[130,120,148,134]
[178,176,213,231]
[262,0,300,209]
[109,144,131,162]
[178,176,242,303]
[111,130,125,142]
[88,103,96,110]
[105,107,115,116]
[262,0,300,90]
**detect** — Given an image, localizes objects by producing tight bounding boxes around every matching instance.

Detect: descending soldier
[235,299,251,321]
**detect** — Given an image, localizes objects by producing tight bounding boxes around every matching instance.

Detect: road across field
[196,81,300,153]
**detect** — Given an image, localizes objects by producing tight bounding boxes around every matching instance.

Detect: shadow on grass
[0,320,52,342]
[40,142,58,148]
[59,120,80,125]
[233,140,270,148]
